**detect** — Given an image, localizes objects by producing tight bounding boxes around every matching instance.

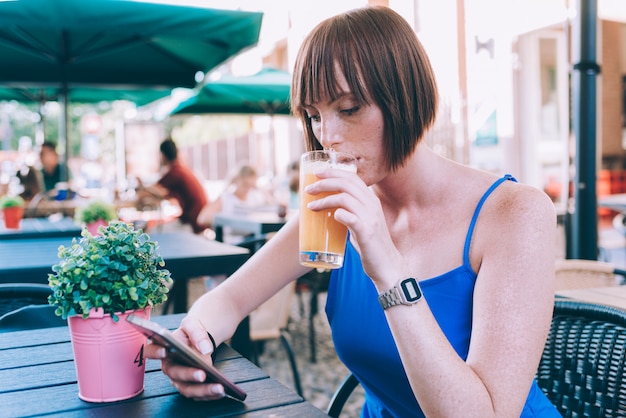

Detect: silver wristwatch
[378,277,423,310]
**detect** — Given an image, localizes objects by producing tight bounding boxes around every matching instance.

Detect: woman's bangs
[300,39,347,107]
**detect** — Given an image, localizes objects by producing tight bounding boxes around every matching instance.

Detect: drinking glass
[299,150,357,269]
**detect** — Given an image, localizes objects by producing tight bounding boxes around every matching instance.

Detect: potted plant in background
[0,195,25,229]
[48,221,172,402]
[75,199,118,236]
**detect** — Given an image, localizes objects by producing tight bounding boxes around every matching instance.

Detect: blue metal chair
[0,283,66,332]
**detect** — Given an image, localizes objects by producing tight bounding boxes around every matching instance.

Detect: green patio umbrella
[169,68,291,174]
[0,86,172,107]
[0,0,263,179]
[170,68,291,116]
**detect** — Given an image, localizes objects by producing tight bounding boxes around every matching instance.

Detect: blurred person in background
[136,138,209,234]
[15,136,41,201]
[39,141,69,194]
[197,163,271,237]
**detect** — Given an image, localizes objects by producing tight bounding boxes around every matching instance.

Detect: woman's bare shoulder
[478,177,557,237]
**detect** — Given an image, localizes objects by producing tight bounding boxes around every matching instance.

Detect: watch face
[400,278,422,302]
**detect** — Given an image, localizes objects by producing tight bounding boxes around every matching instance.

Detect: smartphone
[126,314,247,401]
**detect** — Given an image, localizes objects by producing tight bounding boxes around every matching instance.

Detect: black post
[571,0,600,260]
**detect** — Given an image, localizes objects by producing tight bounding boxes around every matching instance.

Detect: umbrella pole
[571,0,600,260]
[59,84,69,183]
[35,102,45,147]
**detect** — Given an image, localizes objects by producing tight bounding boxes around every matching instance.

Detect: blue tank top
[325,175,560,417]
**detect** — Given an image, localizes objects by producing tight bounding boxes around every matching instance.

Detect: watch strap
[378,277,422,310]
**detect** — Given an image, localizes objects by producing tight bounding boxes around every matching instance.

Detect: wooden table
[0,216,82,240]
[556,285,626,310]
[213,212,287,243]
[0,231,250,313]
[0,314,327,417]
[24,196,82,218]
[598,193,626,213]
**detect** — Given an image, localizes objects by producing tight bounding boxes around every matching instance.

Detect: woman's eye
[341,106,359,116]
[308,114,321,123]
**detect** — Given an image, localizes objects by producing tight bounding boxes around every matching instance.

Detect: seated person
[16,165,41,202]
[39,141,71,196]
[136,138,209,234]
[197,164,271,242]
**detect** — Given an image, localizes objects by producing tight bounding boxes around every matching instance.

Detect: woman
[146,6,558,416]
[198,165,268,219]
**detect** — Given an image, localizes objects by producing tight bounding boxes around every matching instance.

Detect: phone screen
[126,314,247,401]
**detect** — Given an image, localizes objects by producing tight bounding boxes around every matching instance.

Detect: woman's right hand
[143,316,227,401]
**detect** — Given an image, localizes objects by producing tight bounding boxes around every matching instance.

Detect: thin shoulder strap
[462,174,517,266]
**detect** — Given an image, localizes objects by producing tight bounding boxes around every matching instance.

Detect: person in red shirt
[137,138,208,234]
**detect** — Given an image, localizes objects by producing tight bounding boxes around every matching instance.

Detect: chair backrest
[326,373,361,418]
[536,299,626,416]
[554,259,625,290]
[0,283,65,333]
[249,281,296,341]
[0,304,66,333]
[0,283,54,317]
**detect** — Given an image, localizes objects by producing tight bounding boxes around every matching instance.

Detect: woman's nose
[318,118,341,150]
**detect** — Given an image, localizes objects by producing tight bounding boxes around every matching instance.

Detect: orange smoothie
[299,154,357,269]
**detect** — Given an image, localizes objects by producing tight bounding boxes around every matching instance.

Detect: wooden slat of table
[0,350,261,392]
[556,285,626,310]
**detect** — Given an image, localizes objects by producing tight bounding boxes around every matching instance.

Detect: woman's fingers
[161,358,226,400]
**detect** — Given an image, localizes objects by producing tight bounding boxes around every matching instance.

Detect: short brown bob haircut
[291,6,439,172]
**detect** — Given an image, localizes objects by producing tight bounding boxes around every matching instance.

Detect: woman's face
[40,147,58,171]
[237,175,257,194]
[302,71,386,186]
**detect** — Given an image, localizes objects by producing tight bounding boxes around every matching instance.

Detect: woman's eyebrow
[303,91,354,108]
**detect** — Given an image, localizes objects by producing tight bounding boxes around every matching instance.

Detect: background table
[0,314,327,417]
[0,216,81,240]
[598,194,626,214]
[0,231,250,313]
[556,285,626,310]
[213,212,287,243]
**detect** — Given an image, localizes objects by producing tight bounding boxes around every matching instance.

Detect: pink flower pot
[86,220,108,236]
[68,307,150,402]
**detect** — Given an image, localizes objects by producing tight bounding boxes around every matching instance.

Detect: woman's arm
[196,197,222,228]
[386,185,556,417]
[145,217,311,400]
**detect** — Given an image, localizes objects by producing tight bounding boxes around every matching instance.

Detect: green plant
[0,195,25,209]
[75,200,117,225]
[48,221,172,321]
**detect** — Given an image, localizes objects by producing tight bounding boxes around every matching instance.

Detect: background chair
[0,305,65,332]
[295,267,331,363]
[0,283,54,316]
[536,299,626,416]
[249,280,303,397]
[0,283,66,332]
[326,373,361,418]
[554,259,626,290]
